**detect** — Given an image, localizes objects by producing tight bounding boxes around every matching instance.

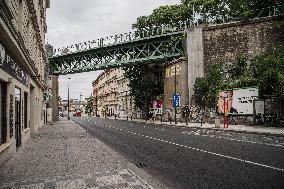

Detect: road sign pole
[174,65,177,124]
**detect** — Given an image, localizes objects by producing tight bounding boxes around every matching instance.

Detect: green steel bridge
[48,31,185,75]
[48,5,284,75]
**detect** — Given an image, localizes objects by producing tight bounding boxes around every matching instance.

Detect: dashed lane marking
[94,122,284,172]
[182,131,284,148]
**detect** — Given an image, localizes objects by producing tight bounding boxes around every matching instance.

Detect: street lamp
[67,77,71,120]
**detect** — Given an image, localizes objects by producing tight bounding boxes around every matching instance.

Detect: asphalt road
[72,116,284,189]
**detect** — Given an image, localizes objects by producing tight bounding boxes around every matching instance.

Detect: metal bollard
[186,117,188,125]
[131,116,133,120]
[169,117,172,124]
[115,114,117,120]
[127,116,128,121]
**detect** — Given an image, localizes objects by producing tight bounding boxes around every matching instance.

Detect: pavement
[0,120,161,189]
[106,116,284,136]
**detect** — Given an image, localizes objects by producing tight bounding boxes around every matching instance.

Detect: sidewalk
[107,116,284,136]
[0,121,156,189]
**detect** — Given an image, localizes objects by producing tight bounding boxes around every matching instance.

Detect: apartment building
[0,0,50,165]
[92,68,133,118]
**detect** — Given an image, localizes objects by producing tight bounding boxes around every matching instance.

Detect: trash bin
[215,118,220,128]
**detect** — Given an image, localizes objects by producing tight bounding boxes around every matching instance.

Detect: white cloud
[47,0,181,100]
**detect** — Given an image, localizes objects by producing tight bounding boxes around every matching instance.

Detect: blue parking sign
[172,94,180,108]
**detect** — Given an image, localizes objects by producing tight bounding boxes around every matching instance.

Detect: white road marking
[100,124,284,172]
[93,121,284,172]
[183,132,284,148]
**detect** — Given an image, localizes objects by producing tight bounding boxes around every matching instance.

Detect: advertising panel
[217,87,259,115]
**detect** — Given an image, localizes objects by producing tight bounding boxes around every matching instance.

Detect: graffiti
[264,98,277,125]
[9,94,13,137]
[188,105,201,123]
[254,99,265,125]
[165,65,182,78]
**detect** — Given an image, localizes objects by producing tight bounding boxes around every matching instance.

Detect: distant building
[92,68,133,118]
[0,0,50,166]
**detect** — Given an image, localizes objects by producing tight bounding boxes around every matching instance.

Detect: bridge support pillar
[186,27,204,106]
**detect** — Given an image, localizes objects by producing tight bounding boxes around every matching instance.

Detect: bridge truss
[48,32,184,75]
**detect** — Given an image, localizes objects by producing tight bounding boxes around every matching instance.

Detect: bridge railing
[51,5,284,57]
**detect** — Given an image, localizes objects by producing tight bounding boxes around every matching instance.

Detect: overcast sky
[46,0,181,100]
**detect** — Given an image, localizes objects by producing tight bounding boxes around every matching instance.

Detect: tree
[123,63,163,112]
[247,43,284,96]
[182,0,283,22]
[85,96,93,114]
[194,43,284,107]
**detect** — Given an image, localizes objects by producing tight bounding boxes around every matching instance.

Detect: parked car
[73,111,82,117]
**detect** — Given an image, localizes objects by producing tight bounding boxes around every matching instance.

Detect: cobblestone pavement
[0,121,154,189]
[181,128,284,147]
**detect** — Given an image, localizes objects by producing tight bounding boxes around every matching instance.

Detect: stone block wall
[186,15,284,125]
[202,16,284,73]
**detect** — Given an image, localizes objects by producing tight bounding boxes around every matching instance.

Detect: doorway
[15,87,21,147]
[0,81,7,145]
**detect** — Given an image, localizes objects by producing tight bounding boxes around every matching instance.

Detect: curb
[116,119,284,137]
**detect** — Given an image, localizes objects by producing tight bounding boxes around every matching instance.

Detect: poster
[217,91,233,115]
[217,87,259,115]
[150,100,163,115]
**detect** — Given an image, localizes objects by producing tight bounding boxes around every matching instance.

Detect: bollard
[169,117,172,124]
[160,116,163,123]
[131,116,133,120]
[200,116,203,127]
[186,117,188,125]
[115,114,117,120]
[127,116,128,121]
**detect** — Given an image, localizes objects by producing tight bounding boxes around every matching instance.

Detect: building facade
[0,0,50,165]
[92,68,133,118]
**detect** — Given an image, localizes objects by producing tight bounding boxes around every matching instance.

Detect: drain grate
[135,162,147,168]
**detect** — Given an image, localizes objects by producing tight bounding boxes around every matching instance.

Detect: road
[72,116,284,189]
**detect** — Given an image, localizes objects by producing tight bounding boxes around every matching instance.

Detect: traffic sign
[172,94,180,108]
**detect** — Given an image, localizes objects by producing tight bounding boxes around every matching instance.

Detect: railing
[51,5,284,57]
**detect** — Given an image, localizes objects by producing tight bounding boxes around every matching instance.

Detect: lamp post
[67,77,71,120]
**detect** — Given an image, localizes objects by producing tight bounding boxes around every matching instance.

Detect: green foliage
[133,4,193,32]
[85,96,93,113]
[123,64,163,111]
[247,43,284,95]
[194,43,284,107]
[226,54,248,81]
[182,0,283,22]
[194,63,223,106]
